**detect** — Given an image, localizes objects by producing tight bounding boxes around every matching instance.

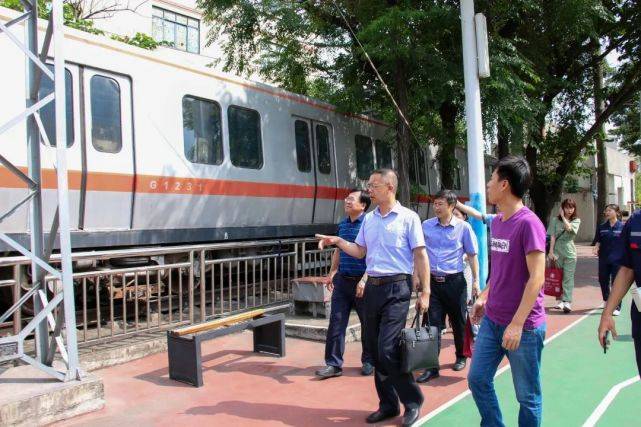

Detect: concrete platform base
[0,364,104,426]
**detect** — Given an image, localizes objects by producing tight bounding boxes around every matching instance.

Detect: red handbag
[544,261,563,297]
[463,316,475,358]
[463,299,477,358]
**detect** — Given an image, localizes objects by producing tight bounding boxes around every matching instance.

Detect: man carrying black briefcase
[317,169,431,427]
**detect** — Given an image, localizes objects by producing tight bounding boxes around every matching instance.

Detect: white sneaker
[613,309,621,316]
[599,302,606,309]
[563,302,572,313]
[555,301,564,310]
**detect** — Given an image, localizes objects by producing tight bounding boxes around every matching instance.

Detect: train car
[0,6,471,255]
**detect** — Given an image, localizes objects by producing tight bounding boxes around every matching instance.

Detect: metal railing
[1,237,334,347]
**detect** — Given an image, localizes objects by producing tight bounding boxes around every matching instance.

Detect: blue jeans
[468,317,546,427]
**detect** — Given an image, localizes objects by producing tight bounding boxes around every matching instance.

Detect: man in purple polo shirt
[468,156,547,427]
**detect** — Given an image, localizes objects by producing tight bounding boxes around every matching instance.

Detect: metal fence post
[188,251,194,324]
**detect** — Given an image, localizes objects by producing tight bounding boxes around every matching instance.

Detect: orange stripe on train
[0,167,346,200]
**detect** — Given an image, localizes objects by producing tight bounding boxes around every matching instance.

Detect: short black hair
[434,189,458,206]
[494,155,532,199]
[349,188,371,211]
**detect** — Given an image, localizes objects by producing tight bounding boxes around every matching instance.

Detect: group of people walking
[313,155,634,427]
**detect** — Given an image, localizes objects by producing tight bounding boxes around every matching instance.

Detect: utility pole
[460,0,489,288]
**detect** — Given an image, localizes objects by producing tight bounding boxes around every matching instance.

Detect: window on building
[375,139,392,169]
[316,124,331,175]
[182,96,223,165]
[455,166,462,190]
[90,75,122,153]
[152,6,200,54]
[355,135,374,180]
[294,120,311,172]
[228,106,263,169]
[39,65,73,147]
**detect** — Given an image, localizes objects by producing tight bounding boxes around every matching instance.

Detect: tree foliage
[198,0,641,221]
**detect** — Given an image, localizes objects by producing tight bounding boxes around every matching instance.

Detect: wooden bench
[167,306,287,387]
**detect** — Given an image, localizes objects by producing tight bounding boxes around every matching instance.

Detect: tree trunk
[439,101,458,190]
[394,59,411,205]
[593,39,608,221]
[497,122,510,159]
[527,118,562,228]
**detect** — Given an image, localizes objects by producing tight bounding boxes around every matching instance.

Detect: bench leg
[167,333,204,387]
[253,319,285,357]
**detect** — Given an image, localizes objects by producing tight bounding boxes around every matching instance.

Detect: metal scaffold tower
[0,0,80,381]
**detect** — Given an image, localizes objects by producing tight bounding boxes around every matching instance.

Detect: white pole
[52,0,80,380]
[460,0,489,288]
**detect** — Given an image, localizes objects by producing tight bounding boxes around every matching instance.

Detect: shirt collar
[433,214,460,228]
[345,213,365,224]
[374,201,402,218]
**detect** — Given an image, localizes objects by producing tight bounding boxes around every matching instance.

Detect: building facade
[552,142,637,242]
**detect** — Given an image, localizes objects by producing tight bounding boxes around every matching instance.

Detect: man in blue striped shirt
[316,189,374,379]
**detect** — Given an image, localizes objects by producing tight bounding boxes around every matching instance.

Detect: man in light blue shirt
[417,190,478,384]
[317,168,430,427]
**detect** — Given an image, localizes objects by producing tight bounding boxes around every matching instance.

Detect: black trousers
[598,257,621,311]
[632,302,641,377]
[324,272,373,368]
[423,272,467,362]
[364,276,423,412]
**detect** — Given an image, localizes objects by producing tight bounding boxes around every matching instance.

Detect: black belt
[367,274,411,286]
[430,272,464,283]
[338,272,363,280]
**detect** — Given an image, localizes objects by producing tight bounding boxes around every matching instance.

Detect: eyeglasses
[366,183,386,190]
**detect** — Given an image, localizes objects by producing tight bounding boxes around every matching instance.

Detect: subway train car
[0,6,471,254]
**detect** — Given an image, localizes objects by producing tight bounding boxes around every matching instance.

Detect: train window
[182,96,223,165]
[418,150,427,186]
[316,124,331,175]
[375,139,392,169]
[355,135,374,180]
[39,66,74,147]
[90,75,122,153]
[294,120,311,172]
[229,106,263,169]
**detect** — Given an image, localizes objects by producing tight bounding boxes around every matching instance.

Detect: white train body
[0,7,472,251]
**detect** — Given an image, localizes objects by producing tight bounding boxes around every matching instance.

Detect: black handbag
[399,306,439,374]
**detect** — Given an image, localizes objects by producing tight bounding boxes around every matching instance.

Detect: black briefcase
[399,309,439,374]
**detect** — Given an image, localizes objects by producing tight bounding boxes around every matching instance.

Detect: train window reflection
[295,120,311,172]
[229,106,263,169]
[182,96,223,165]
[375,139,392,169]
[39,66,74,147]
[355,135,374,180]
[90,75,122,153]
[316,124,331,175]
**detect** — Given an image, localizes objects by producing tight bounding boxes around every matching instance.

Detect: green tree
[475,0,641,225]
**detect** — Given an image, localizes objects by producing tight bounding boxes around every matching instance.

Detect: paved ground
[54,244,638,426]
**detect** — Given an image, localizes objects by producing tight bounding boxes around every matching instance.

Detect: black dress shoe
[416,368,440,383]
[453,357,467,371]
[366,409,400,424]
[402,407,421,427]
[315,365,342,379]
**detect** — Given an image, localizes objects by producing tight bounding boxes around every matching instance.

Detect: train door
[311,121,337,223]
[292,118,315,223]
[38,63,83,230]
[81,68,134,229]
